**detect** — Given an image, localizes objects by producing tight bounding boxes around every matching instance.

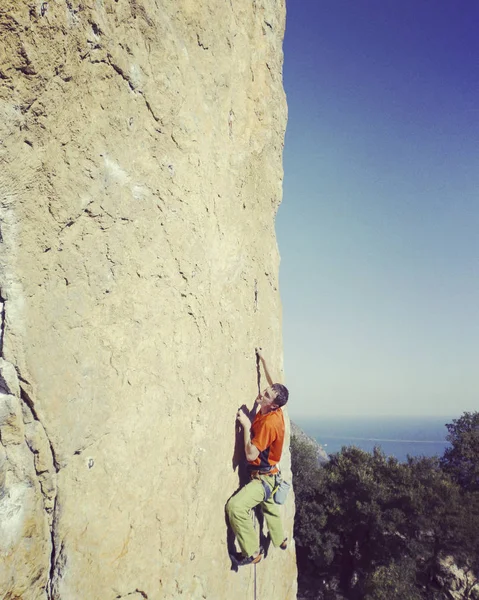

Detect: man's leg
[260,476,285,548]
[226,479,265,557]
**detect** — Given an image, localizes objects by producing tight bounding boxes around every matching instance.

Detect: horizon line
[290,413,458,419]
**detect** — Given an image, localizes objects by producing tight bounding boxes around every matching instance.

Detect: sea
[293,415,454,463]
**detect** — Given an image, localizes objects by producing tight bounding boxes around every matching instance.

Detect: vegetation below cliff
[292,412,479,599]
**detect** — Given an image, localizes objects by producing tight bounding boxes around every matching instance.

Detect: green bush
[291,412,479,600]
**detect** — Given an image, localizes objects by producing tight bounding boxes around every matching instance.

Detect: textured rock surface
[0,1,295,598]
[436,556,479,600]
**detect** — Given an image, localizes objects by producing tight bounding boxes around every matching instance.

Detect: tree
[363,558,422,600]
[319,448,439,597]
[404,456,463,596]
[291,417,479,600]
[291,435,336,596]
[292,442,424,598]
[440,412,479,491]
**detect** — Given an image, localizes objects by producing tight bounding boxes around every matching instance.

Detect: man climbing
[226,348,289,566]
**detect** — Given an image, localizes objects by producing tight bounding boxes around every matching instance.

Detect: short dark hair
[272,383,289,407]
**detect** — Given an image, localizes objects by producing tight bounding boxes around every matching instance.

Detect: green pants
[226,474,285,557]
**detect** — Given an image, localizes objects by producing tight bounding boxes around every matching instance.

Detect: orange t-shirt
[249,408,285,472]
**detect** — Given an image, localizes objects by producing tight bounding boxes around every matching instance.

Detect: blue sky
[276,0,479,418]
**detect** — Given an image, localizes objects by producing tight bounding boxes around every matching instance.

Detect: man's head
[259,383,289,411]
[271,383,289,407]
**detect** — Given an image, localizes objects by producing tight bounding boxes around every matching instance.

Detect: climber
[226,348,289,567]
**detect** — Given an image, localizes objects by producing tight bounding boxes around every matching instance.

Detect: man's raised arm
[256,348,274,387]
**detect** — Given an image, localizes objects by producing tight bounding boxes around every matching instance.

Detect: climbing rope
[253,514,257,600]
[253,350,261,600]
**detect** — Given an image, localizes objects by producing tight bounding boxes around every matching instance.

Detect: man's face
[259,386,278,409]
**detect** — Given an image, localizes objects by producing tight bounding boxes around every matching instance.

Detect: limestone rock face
[436,556,479,600]
[0,1,295,599]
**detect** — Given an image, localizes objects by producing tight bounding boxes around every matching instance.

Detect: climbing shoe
[236,552,263,567]
[280,538,288,550]
[230,546,264,567]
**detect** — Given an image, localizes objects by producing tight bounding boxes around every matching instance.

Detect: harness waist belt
[250,467,279,477]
